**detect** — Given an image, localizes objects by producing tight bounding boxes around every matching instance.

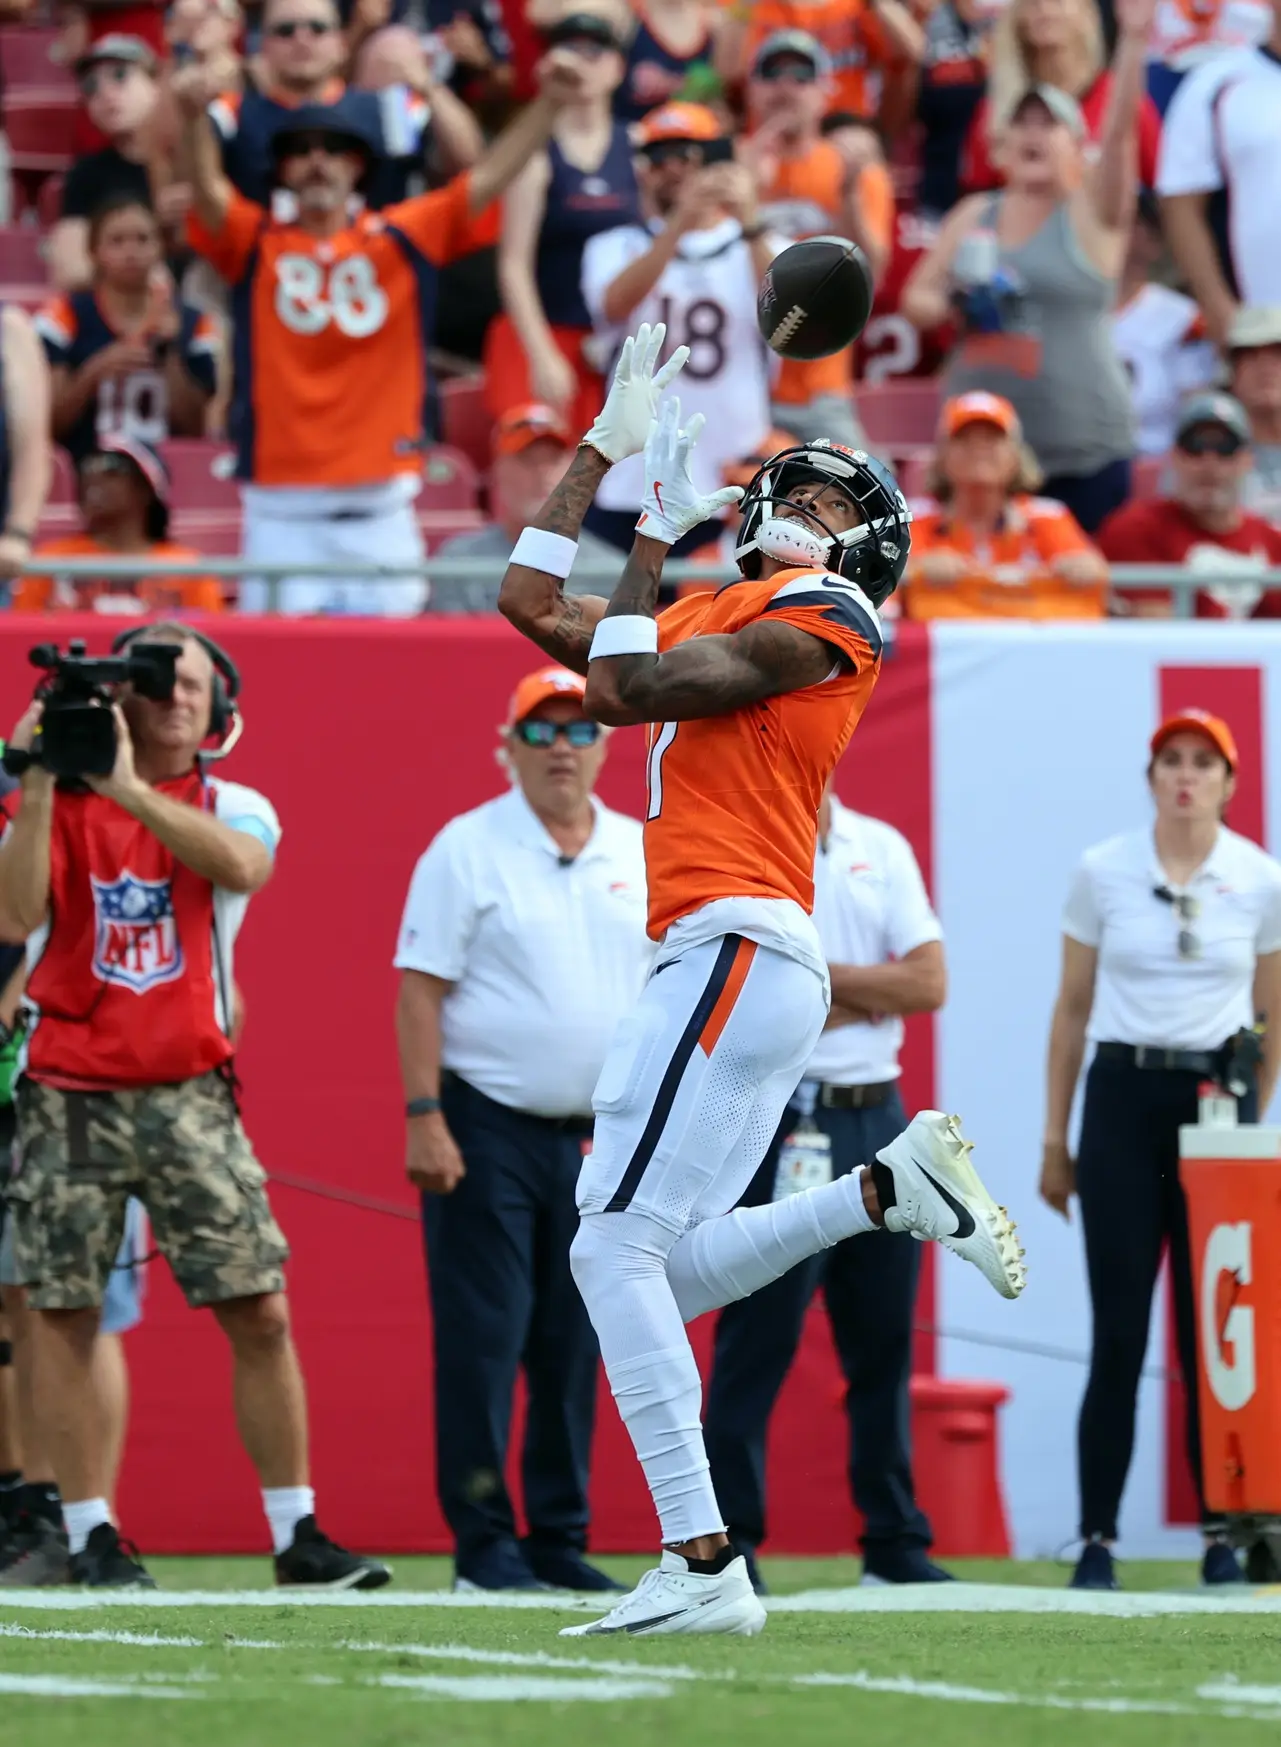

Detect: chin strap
[749,516,831,570]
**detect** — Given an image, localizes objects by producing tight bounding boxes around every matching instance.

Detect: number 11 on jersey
[646,721,678,820]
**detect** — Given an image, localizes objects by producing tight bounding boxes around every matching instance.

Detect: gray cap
[752,29,833,79]
[1176,391,1252,445]
[1012,83,1086,138]
[1228,306,1281,351]
[75,34,158,78]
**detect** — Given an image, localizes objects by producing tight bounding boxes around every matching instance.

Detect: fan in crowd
[906,391,1108,620]
[1097,392,1281,618]
[12,436,224,615]
[36,197,218,465]
[488,9,638,430]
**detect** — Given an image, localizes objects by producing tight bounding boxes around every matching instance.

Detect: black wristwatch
[406,1095,442,1117]
[3,527,32,546]
[741,221,766,241]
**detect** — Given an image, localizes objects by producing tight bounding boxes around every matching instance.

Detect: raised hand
[636,395,743,547]
[581,321,691,465]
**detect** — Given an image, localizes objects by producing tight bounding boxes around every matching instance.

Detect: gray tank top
[943,198,1133,477]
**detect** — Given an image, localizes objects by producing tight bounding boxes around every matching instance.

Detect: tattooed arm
[496,446,613,675]
[582,534,836,725]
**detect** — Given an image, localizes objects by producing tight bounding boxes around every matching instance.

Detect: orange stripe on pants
[698,938,757,1056]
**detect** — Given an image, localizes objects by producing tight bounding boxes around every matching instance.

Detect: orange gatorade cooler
[1180,1117,1281,1518]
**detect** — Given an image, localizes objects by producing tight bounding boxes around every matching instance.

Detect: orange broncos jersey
[736,0,892,118]
[187,176,497,488]
[644,565,883,938]
[906,495,1105,620]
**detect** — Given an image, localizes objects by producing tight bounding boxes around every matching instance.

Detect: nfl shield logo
[90,871,184,993]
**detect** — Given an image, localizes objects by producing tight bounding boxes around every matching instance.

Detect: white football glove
[582,322,690,465]
[635,396,743,546]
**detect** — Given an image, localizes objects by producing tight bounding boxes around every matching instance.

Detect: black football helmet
[733,440,912,610]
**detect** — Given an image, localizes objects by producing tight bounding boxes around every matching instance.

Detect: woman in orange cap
[1042,709,1281,1590]
[906,390,1106,619]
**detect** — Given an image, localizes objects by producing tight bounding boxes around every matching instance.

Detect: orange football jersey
[644,566,882,938]
[187,176,497,488]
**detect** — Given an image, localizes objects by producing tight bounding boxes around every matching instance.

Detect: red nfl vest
[19,773,233,1088]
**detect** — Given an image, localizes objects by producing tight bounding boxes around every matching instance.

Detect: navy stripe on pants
[422,1074,600,1564]
[1075,1054,1257,1541]
[704,1088,932,1553]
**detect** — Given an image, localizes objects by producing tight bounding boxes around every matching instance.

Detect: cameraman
[0,625,390,1590]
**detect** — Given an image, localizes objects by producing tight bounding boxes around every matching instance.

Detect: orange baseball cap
[506,665,587,726]
[635,101,723,146]
[939,391,1022,440]
[493,402,573,459]
[1150,709,1239,770]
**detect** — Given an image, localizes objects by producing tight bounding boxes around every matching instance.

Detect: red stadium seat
[36,174,64,230]
[48,445,77,505]
[161,440,240,512]
[420,444,480,510]
[1132,454,1166,499]
[0,282,47,312]
[171,510,241,555]
[419,509,485,550]
[5,92,78,172]
[439,376,490,475]
[857,379,943,449]
[897,448,934,501]
[0,27,75,95]
[0,225,46,285]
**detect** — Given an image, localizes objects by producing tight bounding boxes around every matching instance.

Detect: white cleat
[875,1111,1027,1300]
[559,1552,766,1638]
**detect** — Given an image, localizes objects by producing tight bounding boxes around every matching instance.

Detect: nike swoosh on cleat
[622,1607,691,1633]
[914,1158,976,1240]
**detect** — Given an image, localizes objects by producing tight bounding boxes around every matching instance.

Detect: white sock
[63,1497,112,1555]
[667,1169,877,1323]
[263,1485,315,1556]
[570,1212,725,1545]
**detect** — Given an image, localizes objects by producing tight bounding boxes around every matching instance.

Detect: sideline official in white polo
[1043,708,1281,1593]
[704,776,950,1590]
[394,665,650,1595]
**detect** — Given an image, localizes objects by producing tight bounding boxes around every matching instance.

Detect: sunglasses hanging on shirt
[1153,885,1201,959]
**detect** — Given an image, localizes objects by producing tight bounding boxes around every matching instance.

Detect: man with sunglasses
[394,665,649,1592]
[176,46,589,614]
[1098,392,1281,617]
[210,0,480,213]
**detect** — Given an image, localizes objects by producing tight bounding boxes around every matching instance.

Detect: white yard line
[0,1673,200,1699]
[2,1582,1281,1616]
[1200,1682,1281,1707]
[340,1639,705,1680]
[374,1674,676,1702]
[0,1622,202,1647]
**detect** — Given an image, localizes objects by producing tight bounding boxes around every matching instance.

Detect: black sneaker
[862,1546,955,1584]
[0,1514,70,1587]
[68,1523,155,1589]
[1069,1540,1118,1590]
[523,1546,627,1592]
[274,1515,391,1590]
[454,1541,546,1592]
[1246,1539,1281,1584]
[1202,1540,1245,1586]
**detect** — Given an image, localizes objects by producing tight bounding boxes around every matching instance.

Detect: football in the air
[757,236,875,361]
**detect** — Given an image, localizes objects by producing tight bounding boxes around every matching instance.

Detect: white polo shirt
[804,799,944,1086]
[1063,826,1281,1050]
[1157,46,1281,308]
[394,788,651,1117]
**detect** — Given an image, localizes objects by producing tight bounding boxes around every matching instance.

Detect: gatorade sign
[1201,1222,1256,1412]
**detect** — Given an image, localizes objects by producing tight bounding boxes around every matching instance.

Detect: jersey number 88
[274,253,389,338]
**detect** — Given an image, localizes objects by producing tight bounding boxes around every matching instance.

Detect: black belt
[817,1080,896,1110]
[442,1071,592,1134]
[1096,1042,1221,1075]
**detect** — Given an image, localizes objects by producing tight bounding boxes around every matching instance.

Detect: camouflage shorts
[6,1071,290,1311]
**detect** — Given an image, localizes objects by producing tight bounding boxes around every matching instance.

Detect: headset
[110,624,243,757]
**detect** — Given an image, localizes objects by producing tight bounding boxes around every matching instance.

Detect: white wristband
[589,615,660,659]
[510,526,579,579]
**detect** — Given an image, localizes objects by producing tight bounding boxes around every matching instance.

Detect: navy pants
[421,1075,600,1565]
[1075,1056,1257,1540]
[704,1088,932,1554]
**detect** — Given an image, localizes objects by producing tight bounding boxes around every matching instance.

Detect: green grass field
[3,1556,1281,1747]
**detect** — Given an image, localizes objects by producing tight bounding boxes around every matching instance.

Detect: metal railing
[11,556,1273,618]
